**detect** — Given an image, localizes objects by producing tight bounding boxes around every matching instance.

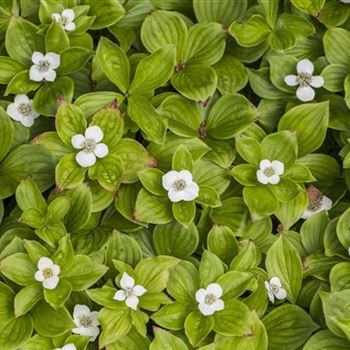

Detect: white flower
[256,159,284,185]
[341,0,350,3]
[265,277,287,303]
[162,170,199,202]
[301,195,332,219]
[72,304,100,342]
[71,126,109,168]
[34,257,60,290]
[52,9,76,31]
[54,344,76,350]
[195,283,225,316]
[113,272,147,310]
[6,94,39,127]
[284,59,324,102]
[29,51,60,82]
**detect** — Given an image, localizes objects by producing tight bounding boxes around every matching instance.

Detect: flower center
[307,198,323,211]
[263,167,275,177]
[204,294,217,305]
[174,179,186,191]
[60,16,69,25]
[18,103,31,116]
[297,72,312,87]
[37,60,50,72]
[125,287,134,298]
[83,139,96,152]
[42,268,53,278]
[270,284,280,294]
[79,315,93,328]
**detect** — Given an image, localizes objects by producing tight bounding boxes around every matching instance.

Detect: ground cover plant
[1,0,350,349]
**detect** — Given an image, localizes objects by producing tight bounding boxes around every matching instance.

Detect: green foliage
[0,0,348,349]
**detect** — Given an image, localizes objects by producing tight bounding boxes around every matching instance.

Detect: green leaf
[172,201,196,227]
[0,56,26,84]
[290,0,325,14]
[151,302,190,330]
[186,22,226,65]
[63,183,92,232]
[208,225,239,265]
[5,17,41,65]
[55,102,87,145]
[44,279,72,309]
[34,77,74,117]
[0,253,36,286]
[196,186,221,208]
[324,27,350,66]
[213,55,248,95]
[0,144,55,199]
[138,168,166,196]
[0,313,33,350]
[129,45,176,94]
[199,250,224,286]
[265,235,303,303]
[57,47,93,75]
[303,330,350,350]
[31,301,75,337]
[158,95,201,137]
[278,102,329,157]
[213,300,253,337]
[62,255,108,290]
[5,70,40,95]
[193,0,247,26]
[45,20,69,53]
[243,185,278,221]
[141,10,188,61]
[300,211,329,255]
[337,207,350,250]
[115,139,157,184]
[99,308,132,348]
[171,64,217,102]
[172,144,194,171]
[96,37,130,93]
[14,283,42,317]
[15,177,47,214]
[167,260,199,303]
[151,328,188,350]
[135,256,179,293]
[135,189,172,224]
[185,311,214,347]
[229,15,271,47]
[206,94,257,140]
[320,290,350,341]
[153,221,199,258]
[215,311,267,350]
[86,0,125,29]
[274,190,308,230]
[0,108,14,162]
[263,304,319,350]
[127,95,167,145]
[96,154,124,192]
[268,28,296,52]
[56,153,86,190]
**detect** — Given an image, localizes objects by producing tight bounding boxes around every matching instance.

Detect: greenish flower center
[125,287,134,298]
[42,268,53,278]
[37,60,50,72]
[297,72,312,87]
[83,139,96,152]
[263,167,275,177]
[204,294,217,305]
[270,284,280,294]
[174,179,187,191]
[79,315,93,328]
[307,198,322,211]
[18,103,31,116]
